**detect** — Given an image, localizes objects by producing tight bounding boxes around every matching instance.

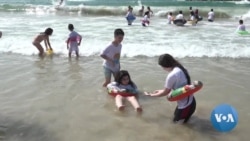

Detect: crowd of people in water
[125,5,247,30]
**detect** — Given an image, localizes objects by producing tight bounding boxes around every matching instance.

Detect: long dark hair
[158,54,191,84]
[115,70,136,88]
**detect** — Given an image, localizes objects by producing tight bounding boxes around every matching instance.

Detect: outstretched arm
[145,88,171,97]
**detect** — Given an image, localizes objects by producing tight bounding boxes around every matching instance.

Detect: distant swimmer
[138,6,144,17]
[32,28,53,57]
[146,6,153,18]
[208,9,215,22]
[126,7,136,25]
[0,31,2,38]
[142,11,150,27]
[59,0,63,6]
[237,20,246,31]
[167,12,174,24]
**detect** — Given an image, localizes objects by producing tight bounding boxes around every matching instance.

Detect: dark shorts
[173,97,196,123]
[208,19,213,22]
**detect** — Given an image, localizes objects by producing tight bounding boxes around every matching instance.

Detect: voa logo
[210,104,238,132]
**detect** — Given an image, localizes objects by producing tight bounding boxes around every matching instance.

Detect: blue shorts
[103,66,117,79]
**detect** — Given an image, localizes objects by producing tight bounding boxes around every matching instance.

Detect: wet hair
[179,11,182,14]
[239,20,243,24]
[44,28,53,35]
[115,70,136,88]
[169,12,172,15]
[68,24,74,31]
[147,6,151,10]
[114,28,124,36]
[158,54,191,84]
[211,9,213,11]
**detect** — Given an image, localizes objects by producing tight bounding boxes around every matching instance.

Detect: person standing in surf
[32,28,53,57]
[100,29,125,87]
[66,24,82,58]
[208,9,215,22]
[145,54,196,124]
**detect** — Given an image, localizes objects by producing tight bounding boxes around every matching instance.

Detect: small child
[32,28,53,56]
[107,70,142,112]
[66,24,82,58]
[100,28,124,87]
[167,12,174,24]
[142,11,150,27]
[237,20,246,31]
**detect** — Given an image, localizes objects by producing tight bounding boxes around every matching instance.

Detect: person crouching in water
[32,28,53,57]
[142,11,150,27]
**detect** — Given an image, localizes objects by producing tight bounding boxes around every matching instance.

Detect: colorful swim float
[167,81,203,101]
[237,30,249,35]
[107,88,135,97]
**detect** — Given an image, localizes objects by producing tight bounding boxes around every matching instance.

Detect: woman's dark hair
[115,70,136,88]
[68,24,74,31]
[239,20,243,24]
[44,28,53,35]
[158,54,191,84]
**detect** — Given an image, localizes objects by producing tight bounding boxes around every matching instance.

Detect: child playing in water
[237,20,246,31]
[142,11,150,27]
[32,28,53,56]
[126,7,136,25]
[107,70,142,112]
[100,28,124,87]
[167,12,174,24]
[145,54,196,123]
[66,24,82,58]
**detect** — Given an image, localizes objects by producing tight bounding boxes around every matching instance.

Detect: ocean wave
[0,4,244,18]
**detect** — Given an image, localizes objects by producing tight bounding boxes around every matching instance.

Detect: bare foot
[136,107,143,113]
[118,105,125,111]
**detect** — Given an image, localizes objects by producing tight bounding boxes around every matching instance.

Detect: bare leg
[33,42,44,56]
[126,96,142,112]
[102,77,111,87]
[76,51,79,58]
[102,67,112,87]
[115,95,125,111]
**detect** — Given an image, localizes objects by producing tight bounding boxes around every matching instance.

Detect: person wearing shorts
[100,29,125,87]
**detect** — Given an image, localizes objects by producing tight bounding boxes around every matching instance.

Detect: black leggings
[173,97,196,123]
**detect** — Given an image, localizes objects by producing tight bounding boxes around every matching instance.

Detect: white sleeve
[164,74,176,89]
[107,82,121,91]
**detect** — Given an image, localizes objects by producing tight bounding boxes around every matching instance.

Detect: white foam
[0,12,250,58]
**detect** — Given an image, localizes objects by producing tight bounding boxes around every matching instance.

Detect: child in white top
[167,12,174,24]
[237,20,246,31]
[66,24,82,58]
[100,29,124,87]
[107,70,142,112]
[208,9,215,22]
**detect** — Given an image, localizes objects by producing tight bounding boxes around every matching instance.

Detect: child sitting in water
[32,28,53,56]
[107,70,143,112]
[237,20,246,31]
[66,24,82,58]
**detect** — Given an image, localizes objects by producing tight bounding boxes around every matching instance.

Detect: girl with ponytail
[145,54,196,123]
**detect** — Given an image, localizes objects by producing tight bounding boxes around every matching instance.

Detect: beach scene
[0,0,250,140]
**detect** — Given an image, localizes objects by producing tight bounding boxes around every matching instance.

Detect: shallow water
[0,54,249,141]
